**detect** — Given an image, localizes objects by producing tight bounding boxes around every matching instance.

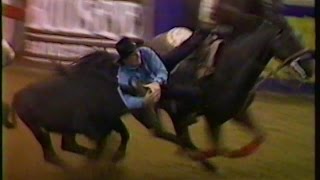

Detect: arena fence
[3,0,150,66]
[3,0,314,95]
[23,0,147,65]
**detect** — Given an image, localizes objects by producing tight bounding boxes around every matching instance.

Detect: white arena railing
[23,0,147,65]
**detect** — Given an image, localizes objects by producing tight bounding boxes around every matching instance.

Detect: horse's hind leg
[20,115,63,166]
[61,133,93,155]
[170,113,217,172]
[111,119,130,163]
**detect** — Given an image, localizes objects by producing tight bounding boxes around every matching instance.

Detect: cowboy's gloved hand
[144,90,161,106]
[143,82,161,95]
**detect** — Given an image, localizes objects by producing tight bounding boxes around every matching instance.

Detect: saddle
[170,33,224,79]
[196,34,224,78]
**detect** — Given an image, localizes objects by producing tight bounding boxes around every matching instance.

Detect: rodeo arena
[2,0,316,179]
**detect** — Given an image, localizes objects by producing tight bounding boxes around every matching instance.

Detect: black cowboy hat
[115,37,137,63]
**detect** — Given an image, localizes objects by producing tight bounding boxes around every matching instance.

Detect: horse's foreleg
[199,119,226,159]
[173,118,197,150]
[111,119,130,163]
[171,114,218,172]
[234,109,266,138]
[227,109,266,158]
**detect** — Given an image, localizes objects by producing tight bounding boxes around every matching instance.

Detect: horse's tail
[2,102,18,129]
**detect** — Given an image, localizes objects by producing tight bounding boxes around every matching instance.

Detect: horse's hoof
[111,150,126,163]
[200,160,218,172]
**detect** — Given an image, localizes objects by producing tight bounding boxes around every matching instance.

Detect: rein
[251,48,310,91]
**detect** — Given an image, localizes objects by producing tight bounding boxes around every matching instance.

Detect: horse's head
[207,0,315,81]
[270,26,315,81]
[253,0,315,81]
[288,50,314,81]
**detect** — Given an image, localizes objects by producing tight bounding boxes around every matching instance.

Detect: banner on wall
[25,0,145,39]
[24,0,146,63]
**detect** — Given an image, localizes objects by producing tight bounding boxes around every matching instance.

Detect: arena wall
[3,0,314,95]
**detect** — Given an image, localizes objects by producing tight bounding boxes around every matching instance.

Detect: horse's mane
[71,50,117,70]
[56,50,119,76]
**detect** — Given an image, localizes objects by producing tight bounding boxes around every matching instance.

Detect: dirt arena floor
[2,64,315,180]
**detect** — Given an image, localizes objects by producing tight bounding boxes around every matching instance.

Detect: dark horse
[183,0,314,79]
[10,51,131,166]
[150,0,314,161]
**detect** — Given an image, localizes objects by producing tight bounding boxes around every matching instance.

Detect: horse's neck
[208,22,278,94]
[231,50,272,91]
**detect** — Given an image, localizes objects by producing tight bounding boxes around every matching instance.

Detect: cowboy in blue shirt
[116,37,183,144]
[116,29,211,109]
[117,45,168,110]
[115,31,211,145]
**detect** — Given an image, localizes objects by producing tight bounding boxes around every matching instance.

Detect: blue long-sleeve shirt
[117,47,168,110]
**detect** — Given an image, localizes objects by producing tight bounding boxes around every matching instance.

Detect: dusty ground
[2,64,315,180]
